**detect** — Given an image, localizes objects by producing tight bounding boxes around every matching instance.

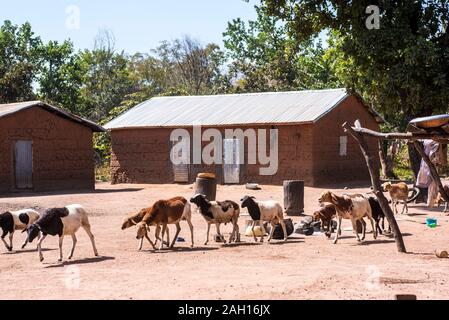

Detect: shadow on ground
[44,256,115,268]
[0,188,143,199]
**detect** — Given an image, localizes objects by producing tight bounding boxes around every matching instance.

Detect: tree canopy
[262,0,449,128]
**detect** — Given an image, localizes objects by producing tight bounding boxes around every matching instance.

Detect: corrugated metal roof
[105,89,349,129]
[0,101,105,132]
[105,88,380,129]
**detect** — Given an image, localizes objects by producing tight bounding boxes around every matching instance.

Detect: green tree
[223,4,340,92]
[263,0,449,177]
[0,20,41,103]
[38,40,83,113]
[153,36,231,95]
[263,0,449,128]
[79,30,135,121]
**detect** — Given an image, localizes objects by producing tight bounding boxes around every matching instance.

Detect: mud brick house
[0,101,104,193]
[105,89,383,186]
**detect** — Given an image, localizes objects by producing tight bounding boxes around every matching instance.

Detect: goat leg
[279,219,288,242]
[267,222,275,242]
[58,236,64,262]
[324,220,331,238]
[204,223,211,245]
[351,219,361,242]
[144,233,156,250]
[186,218,194,247]
[152,225,159,247]
[21,232,29,249]
[82,225,99,257]
[170,223,181,248]
[230,217,240,243]
[445,202,448,213]
[68,234,77,259]
[8,232,13,251]
[165,226,170,247]
[251,221,258,242]
[333,217,342,244]
[370,217,377,240]
[138,237,144,251]
[259,222,266,243]
[1,234,11,251]
[234,221,240,242]
[37,234,47,262]
[360,219,366,241]
[159,224,167,250]
[376,220,382,236]
[216,223,226,244]
[228,222,235,243]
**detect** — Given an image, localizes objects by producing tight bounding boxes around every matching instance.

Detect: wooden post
[343,121,407,253]
[283,180,305,216]
[195,177,217,201]
[413,141,449,204]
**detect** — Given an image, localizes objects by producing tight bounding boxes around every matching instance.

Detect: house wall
[110,124,315,185]
[0,106,95,193]
[312,95,380,185]
[109,95,381,186]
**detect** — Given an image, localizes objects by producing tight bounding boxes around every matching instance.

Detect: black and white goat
[190,194,240,245]
[0,209,40,251]
[25,204,98,262]
[240,196,287,242]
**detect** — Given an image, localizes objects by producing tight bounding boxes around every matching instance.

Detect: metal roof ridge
[150,88,347,100]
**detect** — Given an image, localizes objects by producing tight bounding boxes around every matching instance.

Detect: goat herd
[0,181,410,263]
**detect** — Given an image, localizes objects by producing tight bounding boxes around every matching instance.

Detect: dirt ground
[1,182,448,300]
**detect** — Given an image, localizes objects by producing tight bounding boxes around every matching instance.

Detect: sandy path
[1,182,448,300]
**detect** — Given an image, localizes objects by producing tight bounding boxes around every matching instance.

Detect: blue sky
[1,0,258,53]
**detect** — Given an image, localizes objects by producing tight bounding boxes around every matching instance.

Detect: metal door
[171,141,189,182]
[223,138,240,184]
[14,140,33,189]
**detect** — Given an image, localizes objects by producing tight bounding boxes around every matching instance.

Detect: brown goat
[382,182,408,214]
[312,204,337,238]
[136,196,194,250]
[121,209,167,250]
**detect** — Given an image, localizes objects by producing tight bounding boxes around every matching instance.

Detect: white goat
[240,196,287,242]
[0,209,40,251]
[25,204,98,262]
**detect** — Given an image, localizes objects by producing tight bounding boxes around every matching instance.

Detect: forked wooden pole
[343,121,406,253]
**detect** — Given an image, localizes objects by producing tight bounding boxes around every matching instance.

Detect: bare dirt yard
[1,182,448,300]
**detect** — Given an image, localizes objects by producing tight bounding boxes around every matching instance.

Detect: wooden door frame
[222,138,241,184]
[13,139,34,191]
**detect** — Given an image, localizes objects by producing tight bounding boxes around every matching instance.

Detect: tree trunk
[408,142,422,180]
[283,180,304,216]
[343,121,406,253]
[378,139,397,179]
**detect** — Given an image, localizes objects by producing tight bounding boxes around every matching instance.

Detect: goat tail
[182,201,192,221]
[407,187,420,203]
